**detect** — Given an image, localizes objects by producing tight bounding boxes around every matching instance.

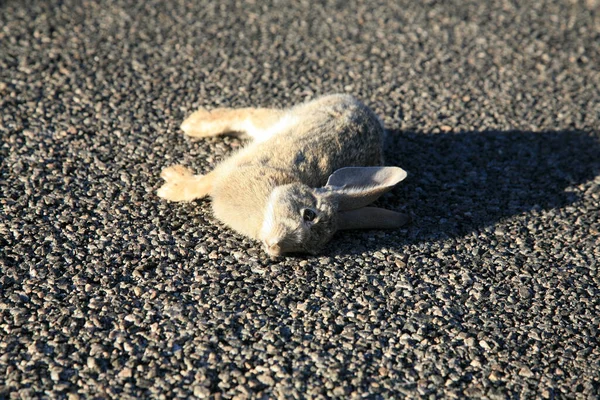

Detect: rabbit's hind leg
[180,107,285,141]
[157,165,215,202]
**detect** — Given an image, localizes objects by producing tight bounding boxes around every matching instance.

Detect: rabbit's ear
[325,166,407,211]
[337,207,411,230]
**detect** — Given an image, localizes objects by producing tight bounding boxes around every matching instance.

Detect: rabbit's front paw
[157,165,212,202]
[157,182,192,202]
[157,165,194,202]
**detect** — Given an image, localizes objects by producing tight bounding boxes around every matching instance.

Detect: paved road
[1,0,599,398]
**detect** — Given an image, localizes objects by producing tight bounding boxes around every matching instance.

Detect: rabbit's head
[259,167,408,256]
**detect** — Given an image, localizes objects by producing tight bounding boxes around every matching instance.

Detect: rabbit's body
[210,95,384,239]
[158,94,408,256]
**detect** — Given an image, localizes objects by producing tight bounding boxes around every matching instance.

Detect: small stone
[257,373,275,386]
[333,387,345,396]
[319,257,332,265]
[118,367,133,378]
[488,371,502,381]
[519,367,534,377]
[440,125,452,132]
[470,359,482,368]
[50,368,62,381]
[193,386,210,398]
[519,286,531,299]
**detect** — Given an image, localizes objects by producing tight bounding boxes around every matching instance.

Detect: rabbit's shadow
[330,129,600,255]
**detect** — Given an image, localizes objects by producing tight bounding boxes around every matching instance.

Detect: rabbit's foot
[180,108,235,138]
[157,165,213,202]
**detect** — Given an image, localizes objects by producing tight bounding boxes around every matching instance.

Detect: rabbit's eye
[302,208,317,222]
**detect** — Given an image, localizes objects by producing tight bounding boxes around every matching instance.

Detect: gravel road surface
[1,0,599,398]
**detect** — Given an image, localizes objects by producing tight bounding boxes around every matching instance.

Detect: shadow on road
[331,129,600,253]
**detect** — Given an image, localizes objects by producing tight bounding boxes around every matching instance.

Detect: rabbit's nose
[264,239,283,256]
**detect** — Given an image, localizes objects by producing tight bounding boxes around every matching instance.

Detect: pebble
[119,368,133,379]
[519,367,534,378]
[257,374,275,386]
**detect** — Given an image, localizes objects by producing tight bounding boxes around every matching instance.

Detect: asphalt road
[1,0,599,398]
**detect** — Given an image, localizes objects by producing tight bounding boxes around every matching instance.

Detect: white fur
[259,187,303,246]
[241,113,298,143]
[260,190,278,240]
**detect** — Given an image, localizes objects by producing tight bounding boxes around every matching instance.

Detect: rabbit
[157,94,409,256]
